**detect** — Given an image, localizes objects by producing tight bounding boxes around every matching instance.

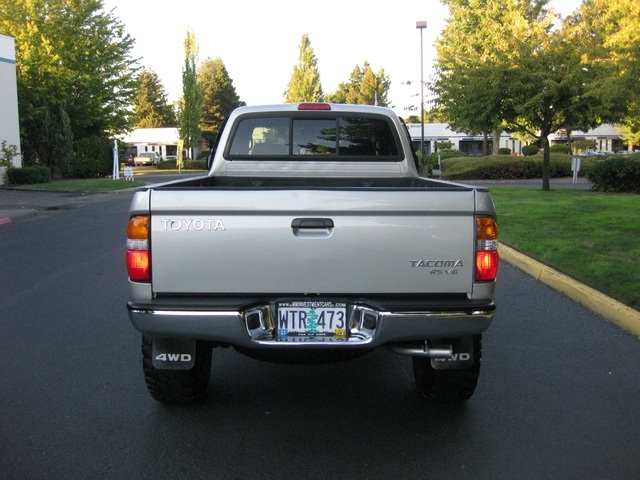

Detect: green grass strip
[490,187,640,310]
[16,179,145,192]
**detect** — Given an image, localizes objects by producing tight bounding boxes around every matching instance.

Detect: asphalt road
[0,189,638,479]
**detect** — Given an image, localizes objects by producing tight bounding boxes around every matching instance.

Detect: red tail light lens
[127,215,150,282]
[476,217,499,282]
[476,250,499,281]
[127,250,150,282]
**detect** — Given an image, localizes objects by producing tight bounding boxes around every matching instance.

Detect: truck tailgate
[149,188,476,295]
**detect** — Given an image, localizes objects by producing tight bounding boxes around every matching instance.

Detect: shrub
[550,144,570,154]
[440,154,598,180]
[183,159,207,169]
[573,139,597,152]
[423,149,466,175]
[522,145,539,156]
[585,157,640,194]
[72,136,111,178]
[156,159,206,170]
[157,159,176,169]
[5,166,52,185]
[498,148,511,155]
[434,141,454,151]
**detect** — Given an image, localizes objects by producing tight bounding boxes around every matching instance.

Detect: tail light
[476,217,499,281]
[127,215,150,282]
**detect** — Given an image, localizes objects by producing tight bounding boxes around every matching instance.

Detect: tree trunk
[541,133,551,191]
[492,128,501,155]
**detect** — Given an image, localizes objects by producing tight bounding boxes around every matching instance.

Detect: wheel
[141,335,212,404]
[412,335,482,403]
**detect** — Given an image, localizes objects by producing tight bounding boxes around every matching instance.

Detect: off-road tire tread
[413,334,482,403]
[142,335,212,404]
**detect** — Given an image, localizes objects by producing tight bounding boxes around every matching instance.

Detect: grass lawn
[15,178,145,191]
[490,187,640,310]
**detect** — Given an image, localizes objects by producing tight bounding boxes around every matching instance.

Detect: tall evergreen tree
[198,57,245,146]
[177,29,202,158]
[133,69,175,128]
[284,34,323,103]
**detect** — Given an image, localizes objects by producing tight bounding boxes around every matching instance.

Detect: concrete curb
[500,244,640,339]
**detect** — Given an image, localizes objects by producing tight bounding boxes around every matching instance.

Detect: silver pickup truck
[126,103,499,404]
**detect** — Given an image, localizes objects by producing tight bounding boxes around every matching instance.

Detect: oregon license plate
[276,301,347,340]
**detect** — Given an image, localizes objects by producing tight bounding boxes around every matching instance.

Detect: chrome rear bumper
[128,301,495,349]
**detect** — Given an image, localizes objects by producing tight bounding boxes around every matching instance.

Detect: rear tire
[141,335,212,404]
[412,335,482,403]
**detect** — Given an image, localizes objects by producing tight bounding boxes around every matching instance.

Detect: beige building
[0,34,22,185]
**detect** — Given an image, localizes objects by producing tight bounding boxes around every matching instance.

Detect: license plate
[276,301,347,340]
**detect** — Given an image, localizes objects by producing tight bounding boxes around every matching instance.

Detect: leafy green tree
[198,57,245,146]
[619,125,640,151]
[506,5,601,189]
[284,34,323,103]
[177,29,202,158]
[572,0,640,140]
[327,62,390,106]
[432,0,599,189]
[404,108,446,124]
[0,0,138,162]
[432,0,542,156]
[133,69,175,128]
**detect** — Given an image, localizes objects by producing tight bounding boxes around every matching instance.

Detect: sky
[102,0,584,117]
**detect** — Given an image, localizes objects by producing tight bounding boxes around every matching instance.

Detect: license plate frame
[276,301,348,341]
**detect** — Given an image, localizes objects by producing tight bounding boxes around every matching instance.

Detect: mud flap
[430,336,475,370]
[151,338,196,370]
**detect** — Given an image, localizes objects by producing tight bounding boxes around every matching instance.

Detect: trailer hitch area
[387,336,475,370]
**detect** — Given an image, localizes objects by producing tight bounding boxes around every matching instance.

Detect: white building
[119,127,210,160]
[0,34,22,185]
[406,123,524,156]
[406,123,627,156]
[120,128,179,159]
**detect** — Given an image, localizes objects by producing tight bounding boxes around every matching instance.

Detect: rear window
[227,115,400,160]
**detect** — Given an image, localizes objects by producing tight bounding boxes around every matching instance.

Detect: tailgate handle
[291,218,334,229]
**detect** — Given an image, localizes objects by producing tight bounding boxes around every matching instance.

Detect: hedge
[156,159,207,170]
[440,154,598,180]
[5,166,52,185]
[585,156,640,194]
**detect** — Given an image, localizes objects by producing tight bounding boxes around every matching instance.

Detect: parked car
[134,152,162,166]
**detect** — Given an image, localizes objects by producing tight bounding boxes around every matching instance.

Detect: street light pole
[416,21,427,161]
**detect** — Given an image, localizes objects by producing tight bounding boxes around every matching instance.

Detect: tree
[432,0,600,190]
[198,57,245,146]
[571,0,640,138]
[177,29,202,158]
[432,0,543,156]
[327,62,390,106]
[133,69,175,128]
[0,0,138,169]
[20,103,74,175]
[284,34,323,103]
